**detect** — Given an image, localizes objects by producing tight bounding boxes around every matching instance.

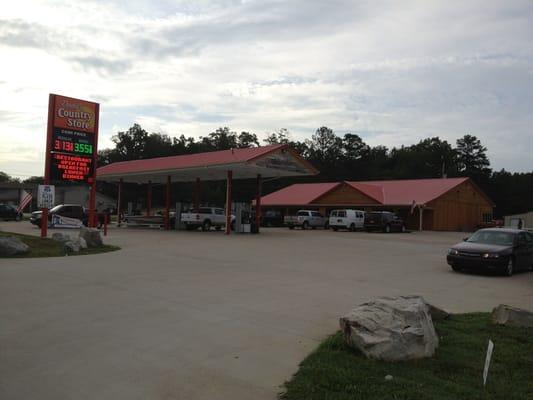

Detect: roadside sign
[46,94,99,184]
[37,185,55,209]
[483,339,494,386]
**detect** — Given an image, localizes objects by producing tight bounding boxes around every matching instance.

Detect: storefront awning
[96,144,318,183]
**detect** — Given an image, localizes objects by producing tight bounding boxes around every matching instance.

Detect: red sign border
[42,94,100,234]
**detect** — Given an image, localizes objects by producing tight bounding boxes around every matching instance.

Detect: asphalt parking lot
[1,222,532,400]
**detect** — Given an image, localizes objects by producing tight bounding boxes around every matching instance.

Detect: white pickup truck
[181,207,235,231]
[284,210,328,230]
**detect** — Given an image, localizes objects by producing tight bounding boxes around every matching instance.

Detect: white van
[329,209,365,231]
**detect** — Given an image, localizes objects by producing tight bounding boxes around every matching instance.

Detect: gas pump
[234,202,252,233]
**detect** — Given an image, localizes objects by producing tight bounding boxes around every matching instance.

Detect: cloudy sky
[1,0,532,178]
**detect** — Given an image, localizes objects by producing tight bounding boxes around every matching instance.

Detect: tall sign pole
[88,103,100,227]
[42,94,99,235]
[41,95,56,237]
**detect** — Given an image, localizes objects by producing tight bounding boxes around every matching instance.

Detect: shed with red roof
[259,178,494,231]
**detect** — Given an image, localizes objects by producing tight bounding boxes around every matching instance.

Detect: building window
[482,213,493,223]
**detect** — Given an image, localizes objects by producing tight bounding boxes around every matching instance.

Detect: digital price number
[54,139,93,154]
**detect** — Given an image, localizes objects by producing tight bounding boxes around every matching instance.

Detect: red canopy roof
[96,144,318,183]
[260,177,487,206]
[258,182,341,206]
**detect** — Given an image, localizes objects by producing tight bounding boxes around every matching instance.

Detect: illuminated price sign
[47,95,99,184]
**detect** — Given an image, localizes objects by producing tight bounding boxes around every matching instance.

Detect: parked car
[30,204,105,228]
[181,207,235,231]
[364,211,405,233]
[0,204,23,221]
[447,228,533,276]
[261,210,284,227]
[284,210,328,230]
[329,209,365,231]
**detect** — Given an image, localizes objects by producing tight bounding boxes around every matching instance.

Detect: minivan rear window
[365,212,382,220]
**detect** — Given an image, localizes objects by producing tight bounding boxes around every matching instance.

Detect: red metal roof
[261,177,475,206]
[97,144,287,176]
[260,182,341,206]
[346,178,470,205]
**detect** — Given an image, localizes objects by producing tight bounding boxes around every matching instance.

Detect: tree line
[2,124,531,217]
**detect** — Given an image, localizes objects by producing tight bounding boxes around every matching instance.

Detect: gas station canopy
[96,144,318,183]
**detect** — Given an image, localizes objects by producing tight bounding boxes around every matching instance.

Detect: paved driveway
[1,223,532,399]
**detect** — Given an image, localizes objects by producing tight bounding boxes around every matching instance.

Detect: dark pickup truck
[30,204,104,227]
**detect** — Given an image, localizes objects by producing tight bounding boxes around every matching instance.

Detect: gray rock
[78,237,88,249]
[340,295,439,361]
[492,304,533,328]
[52,232,71,242]
[427,303,451,321]
[79,227,103,248]
[0,236,29,256]
[63,240,80,253]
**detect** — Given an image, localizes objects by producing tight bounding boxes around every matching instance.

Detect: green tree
[23,176,44,184]
[456,134,491,178]
[264,128,291,145]
[237,131,259,148]
[201,127,238,151]
[112,123,150,160]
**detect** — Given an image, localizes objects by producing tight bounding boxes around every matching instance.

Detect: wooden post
[88,103,100,228]
[41,94,55,238]
[419,206,424,231]
[255,174,262,233]
[225,171,233,235]
[146,180,152,216]
[117,178,123,227]
[165,175,171,230]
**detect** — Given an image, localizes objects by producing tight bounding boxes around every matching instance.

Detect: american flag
[17,190,32,213]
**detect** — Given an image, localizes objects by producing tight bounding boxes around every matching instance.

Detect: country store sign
[47,94,99,184]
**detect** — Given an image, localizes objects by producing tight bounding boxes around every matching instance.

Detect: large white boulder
[339,295,439,361]
[492,304,533,328]
[79,227,103,248]
[0,236,30,256]
[63,240,81,254]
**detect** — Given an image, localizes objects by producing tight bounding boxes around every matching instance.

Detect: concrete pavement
[1,222,532,399]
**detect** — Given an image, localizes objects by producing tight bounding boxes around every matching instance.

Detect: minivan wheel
[505,257,514,277]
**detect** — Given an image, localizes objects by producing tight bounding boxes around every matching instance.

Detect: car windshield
[49,205,63,213]
[467,231,515,246]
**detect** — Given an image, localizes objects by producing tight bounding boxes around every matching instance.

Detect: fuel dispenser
[234,202,253,233]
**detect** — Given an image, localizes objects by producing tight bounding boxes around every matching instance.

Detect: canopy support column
[146,180,152,216]
[419,206,424,231]
[194,177,200,210]
[255,174,262,233]
[165,175,171,230]
[89,180,97,227]
[117,178,123,227]
[225,170,233,235]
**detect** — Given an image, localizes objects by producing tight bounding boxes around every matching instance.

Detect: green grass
[0,231,120,258]
[280,313,533,400]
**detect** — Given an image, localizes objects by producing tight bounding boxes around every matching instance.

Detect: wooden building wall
[261,179,494,231]
[313,183,379,205]
[428,180,493,231]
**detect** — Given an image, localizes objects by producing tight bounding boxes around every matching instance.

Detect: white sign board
[50,214,83,228]
[483,339,494,386]
[37,185,55,209]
